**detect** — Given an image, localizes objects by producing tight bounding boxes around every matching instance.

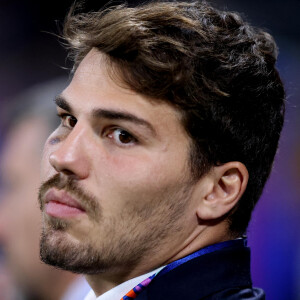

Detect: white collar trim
[84,266,164,300]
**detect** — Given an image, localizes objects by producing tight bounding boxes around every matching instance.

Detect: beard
[38,174,193,275]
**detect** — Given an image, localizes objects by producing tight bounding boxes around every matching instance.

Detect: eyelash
[104,127,138,147]
[57,113,138,147]
[57,113,77,128]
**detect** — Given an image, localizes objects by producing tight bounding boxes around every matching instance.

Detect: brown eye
[118,130,134,144]
[107,128,137,146]
[66,116,77,128]
[60,114,77,128]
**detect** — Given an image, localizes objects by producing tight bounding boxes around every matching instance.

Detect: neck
[164,220,234,264]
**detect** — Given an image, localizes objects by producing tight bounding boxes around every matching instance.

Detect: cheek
[94,150,189,209]
[111,146,189,183]
[103,152,177,186]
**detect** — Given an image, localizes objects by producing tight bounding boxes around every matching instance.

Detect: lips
[44,189,86,218]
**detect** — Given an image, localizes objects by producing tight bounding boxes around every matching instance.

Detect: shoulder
[136,241,265,300]
[138,286,265,300]
[204,287,265,300]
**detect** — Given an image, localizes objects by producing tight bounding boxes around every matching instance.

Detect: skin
[39,49,248,296]
[0,118,78,300]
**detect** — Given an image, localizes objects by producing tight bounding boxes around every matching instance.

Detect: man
[38,1,285,299]
[0,79,90,300]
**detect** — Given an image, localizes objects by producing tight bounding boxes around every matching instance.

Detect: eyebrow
[92,109,156,134]
[55,95,73,114]
[54,95,156,135]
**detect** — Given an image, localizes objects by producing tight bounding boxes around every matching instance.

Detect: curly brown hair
[62,1,285,236]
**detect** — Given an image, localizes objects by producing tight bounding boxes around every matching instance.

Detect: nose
[49,124,90,179]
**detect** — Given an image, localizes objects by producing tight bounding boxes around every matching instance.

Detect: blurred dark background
[0,1,299,299]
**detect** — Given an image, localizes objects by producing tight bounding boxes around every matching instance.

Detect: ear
[196,162,248,220]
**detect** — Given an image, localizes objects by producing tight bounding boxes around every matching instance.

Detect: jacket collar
[136,241,252,300]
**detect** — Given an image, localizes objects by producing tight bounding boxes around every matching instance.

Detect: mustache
[38,174,101,220]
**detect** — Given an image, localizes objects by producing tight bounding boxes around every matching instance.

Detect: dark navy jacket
[136,241,265,300]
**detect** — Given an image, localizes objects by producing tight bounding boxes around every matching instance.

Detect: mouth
[44,189,86,219]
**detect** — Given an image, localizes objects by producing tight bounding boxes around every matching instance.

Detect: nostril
[61,169,76,176]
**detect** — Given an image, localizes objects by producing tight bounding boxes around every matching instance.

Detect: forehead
[62,49,185,130]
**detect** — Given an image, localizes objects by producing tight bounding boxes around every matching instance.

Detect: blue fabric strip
[157,238,247,277]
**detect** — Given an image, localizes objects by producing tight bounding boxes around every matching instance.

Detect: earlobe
[196,162,248,220]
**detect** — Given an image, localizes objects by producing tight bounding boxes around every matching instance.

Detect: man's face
[39,49,203,275]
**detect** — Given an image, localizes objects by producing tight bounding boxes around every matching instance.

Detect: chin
[39,223,144,275]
